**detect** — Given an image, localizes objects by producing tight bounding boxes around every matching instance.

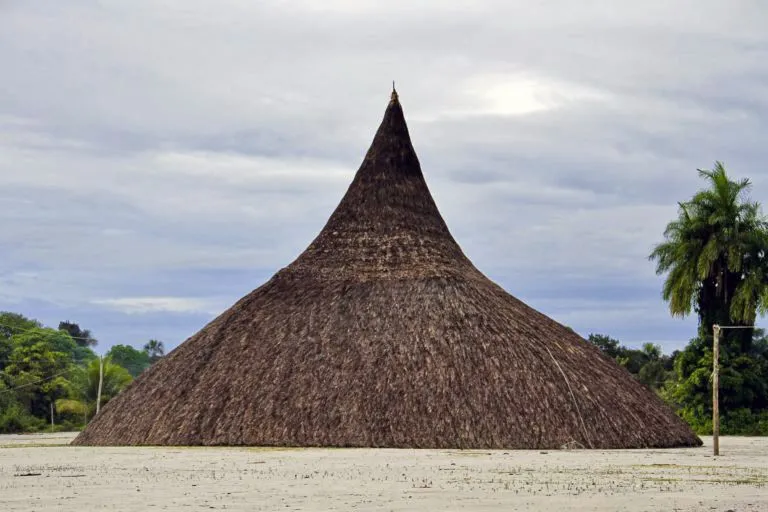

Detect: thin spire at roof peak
[391,81,398,103]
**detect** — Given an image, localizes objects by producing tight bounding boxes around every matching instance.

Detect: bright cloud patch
[413,73,607,121]
[464,73,606,116]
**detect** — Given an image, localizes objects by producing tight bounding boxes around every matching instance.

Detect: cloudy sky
[1,1,767,355]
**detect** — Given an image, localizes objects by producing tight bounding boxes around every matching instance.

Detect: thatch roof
[74,91,701,449]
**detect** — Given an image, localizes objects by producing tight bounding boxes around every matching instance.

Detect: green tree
[3,328,77,419]
[56,322,98,364]
[0,380,44,433]
[650,162,768,426]
[143,339,165,364]
[0,312,41,371]
[58,321,98,348]
[588,334,672,391]
[107,344,150,377]
[636,343,668,390]
[0,312,41,338]
[587,334,621,359]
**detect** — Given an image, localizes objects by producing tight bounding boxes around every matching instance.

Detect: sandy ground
[0,434,766,511]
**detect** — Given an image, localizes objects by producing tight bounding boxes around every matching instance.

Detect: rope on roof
[544,344,594,449]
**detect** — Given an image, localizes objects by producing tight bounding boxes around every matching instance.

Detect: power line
[0,368,75,395]
[0,321,97,342]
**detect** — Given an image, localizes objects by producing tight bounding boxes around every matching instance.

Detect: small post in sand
[712,324,720,456]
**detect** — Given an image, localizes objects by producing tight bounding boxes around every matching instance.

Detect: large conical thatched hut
[75,90,701,449]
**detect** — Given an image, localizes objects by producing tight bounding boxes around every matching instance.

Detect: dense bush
[0,389,45,434]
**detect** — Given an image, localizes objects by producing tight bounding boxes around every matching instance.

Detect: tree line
[586,331,768,435]
[0,313,164,433]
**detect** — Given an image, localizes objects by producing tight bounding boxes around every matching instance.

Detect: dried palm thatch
[74,90,701,448]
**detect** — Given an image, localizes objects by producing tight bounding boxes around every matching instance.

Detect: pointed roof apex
[391,81,399,103]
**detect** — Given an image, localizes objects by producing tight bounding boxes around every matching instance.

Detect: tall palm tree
[650,162,768,334]
[143,339,165,364]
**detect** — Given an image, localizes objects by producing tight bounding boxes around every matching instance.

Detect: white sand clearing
[0,434,766,511]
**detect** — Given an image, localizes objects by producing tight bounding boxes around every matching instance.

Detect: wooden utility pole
[96,356,104,415]
[712,324,720,456]
[711,324,754,456]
